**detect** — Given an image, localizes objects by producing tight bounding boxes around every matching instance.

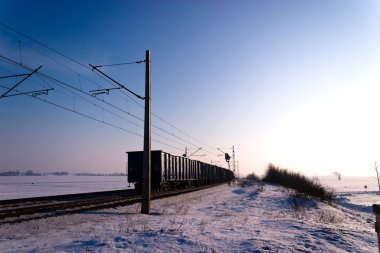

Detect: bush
[245,172,260,181]
[262,164,334,203]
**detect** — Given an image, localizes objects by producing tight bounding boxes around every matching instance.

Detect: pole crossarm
[216,148,225,155]
[188,147,203,158]
[2,88,53,98]
[89,64,145,100]
[91,60,146,68]
[89,87,122,96]
[0,73,29,79]
[0,65,42,99]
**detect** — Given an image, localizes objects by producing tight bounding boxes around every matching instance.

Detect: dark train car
[127,150,164,190]
[127,150,234,191]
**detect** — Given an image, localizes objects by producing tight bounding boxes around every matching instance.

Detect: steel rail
[0,183,225,223]
[0,189,137,206]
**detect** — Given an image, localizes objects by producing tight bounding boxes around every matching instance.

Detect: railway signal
[217,146,236,173]
[224,153,230,163]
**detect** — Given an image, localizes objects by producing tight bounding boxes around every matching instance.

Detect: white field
[0,176,379,252]
[0,176,132,200]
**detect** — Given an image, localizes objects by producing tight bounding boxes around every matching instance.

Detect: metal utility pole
[232,145,236,173]
[142,50,151,214]
[89,53,149,214]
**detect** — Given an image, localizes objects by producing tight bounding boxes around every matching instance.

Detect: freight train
[127,150,234,192]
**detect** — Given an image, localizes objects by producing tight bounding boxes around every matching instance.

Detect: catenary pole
[232,145,236,173]
[142,50,151,214]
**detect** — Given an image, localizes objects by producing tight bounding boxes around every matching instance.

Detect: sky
[1,0,380,177]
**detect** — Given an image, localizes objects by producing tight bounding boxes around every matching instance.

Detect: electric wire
[0,54,145,122]
[0,84,184,152]
[38,74,143,127]
[0,53,219,158]
[1,55,219,159]
[0,23,224,159]
[0,61,195,154]
[0,22,90,70]
[90,72,205,151]
[0,33,207,154]
[38,73,191,149]
[0,62,191,152]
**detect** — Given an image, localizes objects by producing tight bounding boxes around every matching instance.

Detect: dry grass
[262,164,334,203]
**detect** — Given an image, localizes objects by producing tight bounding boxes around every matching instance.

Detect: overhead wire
[0,61,195,154]
[0,59,191,152]
[0,83,143,136]
[0,23,224,158]
[0,54,144,122]
[88,69,203,150]
[0,28,205,153]
[0,52,217,157]
[0,83,184,152]
[38,72,191,149]
[0,22,90,70]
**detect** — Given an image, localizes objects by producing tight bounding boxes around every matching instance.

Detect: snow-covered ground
[0,179,379,252]
[319,176,380,193]
[0,176,132,200]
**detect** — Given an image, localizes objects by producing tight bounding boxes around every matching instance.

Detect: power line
[0,54,144,123]
[0,22,90,70]
[0,56,144,130]
[0,53,218,158]
[42,70,143,126]
[38,74,189,150]
[37,74,141,126]
[0,84,184,152]
[0,27,204,153]
[0,23,223,157]
[0,64,188,153]
[88,64,204,151]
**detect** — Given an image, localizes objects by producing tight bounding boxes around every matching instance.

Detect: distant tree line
[75,172,126,176]
[0,170,42,176]
[0,170,126,176]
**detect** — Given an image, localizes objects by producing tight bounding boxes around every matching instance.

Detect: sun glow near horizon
[258,77,380,177]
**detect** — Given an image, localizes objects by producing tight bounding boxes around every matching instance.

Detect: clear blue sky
[1,0,380,176]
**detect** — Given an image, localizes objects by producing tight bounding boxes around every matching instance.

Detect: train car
[127,150,234,192]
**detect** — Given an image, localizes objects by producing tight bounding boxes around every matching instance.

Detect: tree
[333,171,341,181]
[374,161,380,192]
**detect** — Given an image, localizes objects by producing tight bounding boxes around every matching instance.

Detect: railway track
[0,184,222,224]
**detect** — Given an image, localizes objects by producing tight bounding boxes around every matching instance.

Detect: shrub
[245,172,260,181]
[262,164,334,203]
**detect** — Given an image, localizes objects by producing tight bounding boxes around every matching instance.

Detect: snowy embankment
[0,181,378,252]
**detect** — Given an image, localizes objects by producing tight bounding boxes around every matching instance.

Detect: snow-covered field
[0,176,379,252]
[0,176,132,200]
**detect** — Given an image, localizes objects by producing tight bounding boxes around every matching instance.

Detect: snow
[0,179,379,252]
[0,176,132,200]
[319,176,380,193]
